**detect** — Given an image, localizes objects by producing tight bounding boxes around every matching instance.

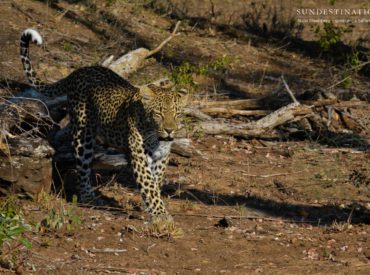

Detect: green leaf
[72,195,78,205]
[20,238,32,249]
[6,227,24,237]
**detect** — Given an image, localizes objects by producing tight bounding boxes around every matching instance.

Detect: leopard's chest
[150,141,172,161]
[146,141,172,168]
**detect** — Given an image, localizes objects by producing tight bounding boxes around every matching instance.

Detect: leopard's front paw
[79,192,105,206]
[151,212,174,225]
[147,213,183,238]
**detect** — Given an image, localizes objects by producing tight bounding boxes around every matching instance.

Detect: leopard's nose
[164,128,174,136]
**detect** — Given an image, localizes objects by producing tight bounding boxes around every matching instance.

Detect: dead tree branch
[195,99,261,109]
[187,102,313,139]
[281,75,299,104]
[201,107,270,117]
[102,21,181,78]
[147,21,181,57]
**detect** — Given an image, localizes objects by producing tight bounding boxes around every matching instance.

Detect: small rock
[327,239,336,246]
[290,238,297,244]
[364,248,370,259]
[215,217,233,228]
[71,254,80,260]
[15,265,24,275]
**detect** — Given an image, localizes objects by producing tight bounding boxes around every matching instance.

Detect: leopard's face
[141,84,187,141]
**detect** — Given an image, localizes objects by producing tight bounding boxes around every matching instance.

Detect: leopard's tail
[20,29,65,97]
[20,29,46,89]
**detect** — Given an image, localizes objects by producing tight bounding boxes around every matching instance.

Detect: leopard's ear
[140,85,156,102]
[146,84,162,94]
[158,79,173,89]
[177,88,188,106]
[147,83,175,93]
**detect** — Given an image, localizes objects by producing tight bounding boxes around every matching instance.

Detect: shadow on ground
[162,183,370,225]
[0,78,29,93]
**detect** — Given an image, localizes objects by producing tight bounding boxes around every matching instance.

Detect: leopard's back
[63,66,143,147]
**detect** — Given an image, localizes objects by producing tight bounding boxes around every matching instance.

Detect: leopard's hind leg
[71,101,96,203]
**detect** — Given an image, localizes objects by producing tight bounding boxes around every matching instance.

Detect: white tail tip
[23,28,43,45]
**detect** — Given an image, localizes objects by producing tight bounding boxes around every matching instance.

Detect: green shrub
[0,197,32,251]
[314,21,353,52]
[169,55,231,92]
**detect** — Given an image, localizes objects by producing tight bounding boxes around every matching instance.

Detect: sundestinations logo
[297,8,370,16]
[296,8,370,23]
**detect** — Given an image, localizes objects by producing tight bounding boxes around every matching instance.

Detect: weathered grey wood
[190,103,313,139]
[171,138,202,158]
[201,107,270,117]
[196,99,262,110]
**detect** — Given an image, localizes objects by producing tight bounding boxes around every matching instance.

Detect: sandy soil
[0,0,369,274]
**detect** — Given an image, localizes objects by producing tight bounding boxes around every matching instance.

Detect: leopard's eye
[153,111,163,119]
[175,111,182,119]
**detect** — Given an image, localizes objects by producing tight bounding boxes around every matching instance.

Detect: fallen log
[194,97,338,111]
[188,102,313,139]
[53,131,198,171]
[201,107,270,117]
[195,99,262,109]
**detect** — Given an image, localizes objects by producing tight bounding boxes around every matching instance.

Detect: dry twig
[88,248,127,253]
[242,170,305,178]
[102,21,181,77]
[281,75,299,104]
[147,21,181,57]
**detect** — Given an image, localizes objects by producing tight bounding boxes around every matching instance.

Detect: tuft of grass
[313,173,323,180]
[180,199,200,212]
[105,0,116,7]
[234,204,249,218]
[36,195,81,233]
[63,41,73,52]
[348,169,369,188]
[325,220,353,233]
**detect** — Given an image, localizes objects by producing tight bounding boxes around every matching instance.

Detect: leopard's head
[141,84,187,141]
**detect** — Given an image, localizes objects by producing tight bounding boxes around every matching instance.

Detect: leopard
[20,28,187,222]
